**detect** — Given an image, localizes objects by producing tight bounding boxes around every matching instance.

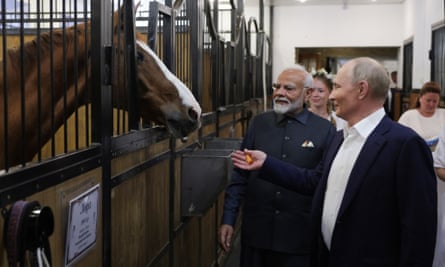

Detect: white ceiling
[246,0,405,7]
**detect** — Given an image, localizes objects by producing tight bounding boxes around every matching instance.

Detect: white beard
[273,96,303,114]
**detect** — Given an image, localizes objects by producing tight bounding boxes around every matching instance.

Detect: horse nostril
[188,108,198,121]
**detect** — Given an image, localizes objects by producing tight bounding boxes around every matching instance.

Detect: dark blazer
[222,110,335,254]
[260,116,437,267]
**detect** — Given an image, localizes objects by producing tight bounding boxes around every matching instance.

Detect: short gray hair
[349,57,391,100]
[290,64,313,93]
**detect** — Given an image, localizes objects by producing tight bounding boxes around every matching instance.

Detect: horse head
[0,5,202,170]
[112,6,201,139]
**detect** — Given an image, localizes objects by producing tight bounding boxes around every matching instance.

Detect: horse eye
[136,52,144,63]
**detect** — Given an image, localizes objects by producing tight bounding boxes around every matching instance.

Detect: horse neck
[0,23,92,166]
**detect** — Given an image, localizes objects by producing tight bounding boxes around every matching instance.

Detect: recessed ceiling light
[299,0,307,3]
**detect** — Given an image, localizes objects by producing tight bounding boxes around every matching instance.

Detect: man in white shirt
[231,57,437,267]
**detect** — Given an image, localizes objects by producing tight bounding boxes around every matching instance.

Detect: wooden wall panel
[111,162,170,267]
[0,169,103,267]
[201,205,218,266]
[202,51,214,112]
[174,217,200,267]
[111,140,172,266]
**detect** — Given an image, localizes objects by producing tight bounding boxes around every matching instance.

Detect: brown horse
[0,7,201,170]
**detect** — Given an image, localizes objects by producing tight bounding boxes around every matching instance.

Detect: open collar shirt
[321,108,386,249]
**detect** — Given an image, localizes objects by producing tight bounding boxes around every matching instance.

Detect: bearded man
[218,66,335,267]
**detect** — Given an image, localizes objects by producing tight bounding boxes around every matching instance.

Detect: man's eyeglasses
[272,83,297,92]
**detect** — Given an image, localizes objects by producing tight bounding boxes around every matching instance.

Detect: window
[0,1,156,30]
[431,25,445,95]
[403,41,413,91]
[1,1,31,29]
[1,1,90,30]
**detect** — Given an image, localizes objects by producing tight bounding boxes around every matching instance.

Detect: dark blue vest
[242,110,334,253]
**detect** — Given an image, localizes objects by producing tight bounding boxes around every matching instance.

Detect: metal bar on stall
[19,0,26,166]
[49,1,56,158]
[91,0,113,266]
[124,0,140,130]
[62,0,69,153]
[36,1,43,162]
[2,0,9,170]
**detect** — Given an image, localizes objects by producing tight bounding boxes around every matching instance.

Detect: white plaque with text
[64,184,100,267]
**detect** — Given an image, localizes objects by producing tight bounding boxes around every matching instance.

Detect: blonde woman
[307,71,346,130]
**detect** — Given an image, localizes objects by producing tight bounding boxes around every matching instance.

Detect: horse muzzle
[166,118,200,139]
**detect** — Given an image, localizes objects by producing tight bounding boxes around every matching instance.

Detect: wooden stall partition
[202,50,214,112]
[200,122,217,140]
[217,112,239,138]
[0,168,103,267]
[173,156,182,228]
[111,139,172,267]
[173,217,200,267]
[111,167,170,266]
[200,206,218,267]
[217,100,263,139]
[170,206,222,267]
[175,32,192,89]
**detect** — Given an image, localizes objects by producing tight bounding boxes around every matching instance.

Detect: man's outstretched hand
[231,149,267,170]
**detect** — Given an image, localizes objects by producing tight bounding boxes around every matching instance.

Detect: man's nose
[274,87,287,96]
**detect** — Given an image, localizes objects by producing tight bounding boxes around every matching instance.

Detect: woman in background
[431,124,445,267]
[401,81,445,267]
[307,71,346,130]
[398,81,445,151]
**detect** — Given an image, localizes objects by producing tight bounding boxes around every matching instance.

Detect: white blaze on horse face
[136,41,202,118]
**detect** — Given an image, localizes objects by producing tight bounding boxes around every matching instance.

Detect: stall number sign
[64,184,99,267]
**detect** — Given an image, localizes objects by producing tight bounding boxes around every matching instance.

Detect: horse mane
[5,23,90,71]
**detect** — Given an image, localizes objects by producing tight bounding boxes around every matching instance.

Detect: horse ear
[113,6,124,33]
[114,2,139,33]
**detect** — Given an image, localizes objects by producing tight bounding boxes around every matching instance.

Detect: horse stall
[0,0,271,266]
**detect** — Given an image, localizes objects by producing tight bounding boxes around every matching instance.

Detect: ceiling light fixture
[299,0,307,3]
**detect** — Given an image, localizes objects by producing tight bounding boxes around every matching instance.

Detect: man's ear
[357,80,369,100]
